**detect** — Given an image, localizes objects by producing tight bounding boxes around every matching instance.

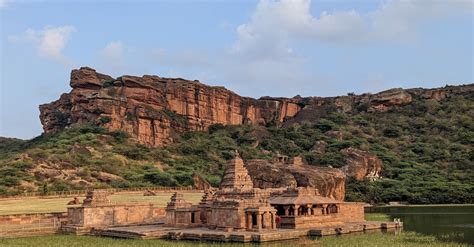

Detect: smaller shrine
[63,190,162,234]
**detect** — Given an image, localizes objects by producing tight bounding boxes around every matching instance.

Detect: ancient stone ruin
[164,151,365,232]
[60,151,402,242]
[62,190,164,235]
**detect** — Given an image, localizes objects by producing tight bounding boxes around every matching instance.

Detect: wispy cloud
[96,41,126,76]
[0,0,8,9]
[8,25,76,65]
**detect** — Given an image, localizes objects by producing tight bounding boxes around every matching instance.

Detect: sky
[0,0,473,139]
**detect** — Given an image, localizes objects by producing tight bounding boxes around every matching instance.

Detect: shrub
[314,119,336,132]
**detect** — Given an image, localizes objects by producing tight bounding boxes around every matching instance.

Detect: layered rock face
[40,67,474,146]
[245,158,346,200]
[40,67,300,146]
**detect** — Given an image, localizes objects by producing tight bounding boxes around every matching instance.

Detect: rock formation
[192,173,213,191]
[39,67,473,147]
[40,67,300,146]
[245,159,346,200]
[341,148,382,181]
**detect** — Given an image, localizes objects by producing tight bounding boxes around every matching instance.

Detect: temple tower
[219,151,254,190]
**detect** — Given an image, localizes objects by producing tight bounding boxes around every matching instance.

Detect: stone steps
[94,221,403,243]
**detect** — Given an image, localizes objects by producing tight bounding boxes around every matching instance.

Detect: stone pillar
[307,204,312,215]
[322,204,327,215]
[271,212,276,229]
[294,205,300,216]
[246,212,252,229]
[283,206,289,216]
[257,213,262,230]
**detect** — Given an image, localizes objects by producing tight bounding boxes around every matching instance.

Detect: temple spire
[219,150,254,190]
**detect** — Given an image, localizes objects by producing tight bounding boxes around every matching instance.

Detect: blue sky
[1,0,473,139]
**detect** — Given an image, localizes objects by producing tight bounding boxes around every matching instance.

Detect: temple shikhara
[61,151,402,242]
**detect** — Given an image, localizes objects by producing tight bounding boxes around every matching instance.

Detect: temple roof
[219,151,254,190]
[269,187,341,205]
[269,194,341,205]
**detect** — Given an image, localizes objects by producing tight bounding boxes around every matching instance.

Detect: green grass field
[0,192,203,215]
[0,231,468,247]
[364,213,391,221]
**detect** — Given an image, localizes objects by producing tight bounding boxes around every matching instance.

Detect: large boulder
[245,159,346,200]
[341,147,382,181]
[369,88,412,111]
[70,67,113,89]
[310,140,327,154]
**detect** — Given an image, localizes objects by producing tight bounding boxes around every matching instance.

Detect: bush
[314,119,336,132]
[143,170,177,186]
[383,127,401,138]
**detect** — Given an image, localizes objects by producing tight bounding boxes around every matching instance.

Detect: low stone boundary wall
[0,212,68,238]
[0,187,203,200]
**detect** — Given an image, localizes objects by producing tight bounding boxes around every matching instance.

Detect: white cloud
[0,0,8,9]
[8,26,76,65]
[233,0,473,58]
[100,41,124,63]
[370,0,473,42]
[218,0,473,96]
[97,41,126,76]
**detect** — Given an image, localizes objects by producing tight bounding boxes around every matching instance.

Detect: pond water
[367,205,474,244]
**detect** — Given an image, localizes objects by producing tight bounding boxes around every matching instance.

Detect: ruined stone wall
[0,212,68,238]
[0,212,67,226]
[153,207,166,219]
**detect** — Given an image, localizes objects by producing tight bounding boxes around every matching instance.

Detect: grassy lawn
[365,213,391,221]
[0,192,202,215]
[0,232,469,247]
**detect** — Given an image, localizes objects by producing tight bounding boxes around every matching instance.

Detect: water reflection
[367,205,474,244]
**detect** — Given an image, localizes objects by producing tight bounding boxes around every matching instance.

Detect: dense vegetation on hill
[0,91,472,204]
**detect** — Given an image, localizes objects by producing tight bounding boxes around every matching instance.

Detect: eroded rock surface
[245,159,346,200]
[40,67,300,146]
[341,147,382,181]
[40,67,474,146]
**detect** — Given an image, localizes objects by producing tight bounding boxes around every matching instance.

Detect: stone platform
[94,221,402,243]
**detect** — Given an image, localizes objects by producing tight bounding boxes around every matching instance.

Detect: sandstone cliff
[40,67,473,147]
[40,67,300,146]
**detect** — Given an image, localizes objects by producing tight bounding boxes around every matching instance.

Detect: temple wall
[337,202,365,222]
[279,215,342,229]
[67,203,158,228]
[209,207,246,230]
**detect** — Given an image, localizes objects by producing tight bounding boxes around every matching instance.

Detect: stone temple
[164,151,365,231]
[61,151,402,242]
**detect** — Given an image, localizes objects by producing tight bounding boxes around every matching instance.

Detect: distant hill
[0,67,472,204]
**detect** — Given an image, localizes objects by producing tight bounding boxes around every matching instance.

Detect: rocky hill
[40,67,473,146]
[0,67,472,204]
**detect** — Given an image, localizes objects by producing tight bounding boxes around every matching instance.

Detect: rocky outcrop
[39,67,474,146]
[40,67,300,146]
[245,159,346,200]
[368,88,412,112]
[310,140,327,154]
[341,148,382,181]
[192,173,212,190]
